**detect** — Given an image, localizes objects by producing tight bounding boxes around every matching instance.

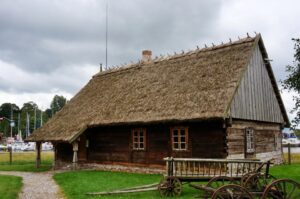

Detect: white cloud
[0,59,98,109]
[281,88,298,123]
[0,59,98,93]
[0,91,72,110]
[218,0,300,81]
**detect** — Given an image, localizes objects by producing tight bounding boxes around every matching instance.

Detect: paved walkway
[0,171,64,199]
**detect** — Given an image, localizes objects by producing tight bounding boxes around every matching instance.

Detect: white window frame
[132,128,146,150]
[171,127,188,151]
[245,128,255,153]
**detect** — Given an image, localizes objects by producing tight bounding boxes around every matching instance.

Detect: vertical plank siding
[230,46,284,123]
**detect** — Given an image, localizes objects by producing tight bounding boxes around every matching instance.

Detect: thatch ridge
[94,36,256,78]
[28,35,282,142]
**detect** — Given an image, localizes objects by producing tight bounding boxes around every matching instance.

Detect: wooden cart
[158,157,270,196]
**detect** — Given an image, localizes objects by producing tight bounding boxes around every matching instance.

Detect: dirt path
[0,171,64,199]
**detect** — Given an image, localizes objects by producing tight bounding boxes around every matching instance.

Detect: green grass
[54,170,200,199]
[0,151,53,172]
[0,174,23,199]
[269,163,300,181]
[54,164,300,199]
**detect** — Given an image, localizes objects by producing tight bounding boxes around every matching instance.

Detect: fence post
[36,142,41,168]
[288,143,291,165]
[8,146,12,165]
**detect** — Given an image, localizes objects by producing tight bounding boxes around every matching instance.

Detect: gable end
[230,44,285,124]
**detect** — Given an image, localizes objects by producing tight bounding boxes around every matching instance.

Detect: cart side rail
[163,157,270,179]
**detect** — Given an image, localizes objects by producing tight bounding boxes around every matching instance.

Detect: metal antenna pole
[105,0,108,70]
[10,104,13,138]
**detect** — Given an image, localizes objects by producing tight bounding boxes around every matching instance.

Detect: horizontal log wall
[227,120,282,164]
[69,121,226,166]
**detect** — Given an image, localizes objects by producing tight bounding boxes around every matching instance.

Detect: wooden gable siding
[83,122,226,166]
[230,45,284,123]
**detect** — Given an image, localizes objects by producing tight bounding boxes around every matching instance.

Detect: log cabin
[27,34,289,171]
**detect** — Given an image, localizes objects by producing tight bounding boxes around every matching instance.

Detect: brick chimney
[142,50,152,62]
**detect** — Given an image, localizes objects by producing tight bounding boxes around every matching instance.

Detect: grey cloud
[0,0,221,74]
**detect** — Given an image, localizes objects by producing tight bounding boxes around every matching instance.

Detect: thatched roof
[27,34,289,142]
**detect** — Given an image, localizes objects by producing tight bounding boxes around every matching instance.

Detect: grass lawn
[0,174,23,199]
[54,171,199,199]
[54,164,300,199]
[270,163,300,181]
[0,151,54,172]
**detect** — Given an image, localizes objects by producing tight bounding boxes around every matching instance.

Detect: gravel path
[0,171,64,199]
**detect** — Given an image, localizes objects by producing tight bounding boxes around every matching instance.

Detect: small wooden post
[288,143,291,165]
[72,141,79,170]
[36,142,41,168]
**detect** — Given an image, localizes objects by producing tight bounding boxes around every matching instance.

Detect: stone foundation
[255,150,283,165]
[54,161,165,174]
[227,150,283,165]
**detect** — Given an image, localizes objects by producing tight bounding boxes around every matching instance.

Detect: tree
[282,38,300,127]
[45,108,52,119]
[50,95,67,117]
[0,103,20,137]
[0,101,51,139]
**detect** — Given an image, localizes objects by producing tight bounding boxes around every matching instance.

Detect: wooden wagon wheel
[261,179,300,199]
[241,172,256,186]
[211,184,253,199]
[207,176,236,189]
[242,173,277,192]
[158,177,182,197]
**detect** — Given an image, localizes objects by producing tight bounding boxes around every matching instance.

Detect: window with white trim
[132,128,146,150]
[171,127,188,151]
[245,128,255,153]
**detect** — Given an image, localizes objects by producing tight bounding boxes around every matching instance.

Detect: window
[132,128,146,150]
[245,128,255,153]
[171,127,188,151]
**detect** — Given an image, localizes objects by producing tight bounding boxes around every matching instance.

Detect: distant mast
[26,112,30,137]
[40,109,43,127]
[18,113,21,141]
[17,113,20,133]
[34,106,37,130]
[10,104,13,138]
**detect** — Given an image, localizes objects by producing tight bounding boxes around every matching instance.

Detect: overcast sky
[0,0,299,121]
